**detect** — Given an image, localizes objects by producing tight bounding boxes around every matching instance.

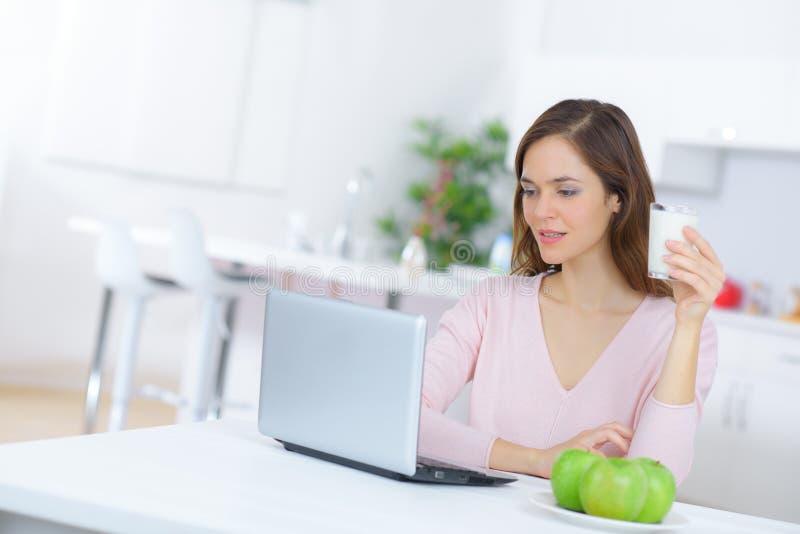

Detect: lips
[538,230,566,244]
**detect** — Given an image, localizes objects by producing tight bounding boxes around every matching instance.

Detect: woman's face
[520,135,620,266]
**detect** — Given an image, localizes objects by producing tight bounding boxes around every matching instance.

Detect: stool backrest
[170,209,215,289]
[95,222,150,292]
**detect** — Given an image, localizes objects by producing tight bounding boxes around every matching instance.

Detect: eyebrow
[520,176,581,185]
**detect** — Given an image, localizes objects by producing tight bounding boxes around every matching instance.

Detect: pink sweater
[418,273,718,485]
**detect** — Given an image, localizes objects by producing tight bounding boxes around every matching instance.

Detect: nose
[532,192,556,220]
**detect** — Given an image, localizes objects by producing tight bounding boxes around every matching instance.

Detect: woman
[418,99,725,485]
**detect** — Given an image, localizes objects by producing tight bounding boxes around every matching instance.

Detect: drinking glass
[648,203,699,280]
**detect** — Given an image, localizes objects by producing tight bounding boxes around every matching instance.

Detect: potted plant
[376,118,510,270]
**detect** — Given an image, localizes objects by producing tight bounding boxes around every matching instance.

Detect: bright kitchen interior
[0,0,799,530]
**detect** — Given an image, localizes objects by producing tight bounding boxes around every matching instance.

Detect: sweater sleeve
[626,317,719,486]
[417,279,498,469]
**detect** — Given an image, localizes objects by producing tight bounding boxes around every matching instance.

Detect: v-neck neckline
[533,273,650,396]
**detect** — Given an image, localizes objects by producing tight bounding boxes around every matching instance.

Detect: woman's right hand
[530,422,634,478]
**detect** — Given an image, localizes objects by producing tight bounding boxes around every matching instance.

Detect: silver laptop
[257,289,517,485]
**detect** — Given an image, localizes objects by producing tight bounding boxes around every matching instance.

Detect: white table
[70,214,493,429]
[68,215,495,305]
[0,420,797,534]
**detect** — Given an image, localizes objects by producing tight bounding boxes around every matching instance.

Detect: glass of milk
[648,203,699,280]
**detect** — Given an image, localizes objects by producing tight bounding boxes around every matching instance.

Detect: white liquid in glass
[648,203,699,280]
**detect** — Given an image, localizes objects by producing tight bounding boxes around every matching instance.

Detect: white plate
[529,490,690,532]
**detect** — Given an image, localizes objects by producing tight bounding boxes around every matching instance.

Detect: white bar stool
[88,221,183,432]
[170,209,256,422]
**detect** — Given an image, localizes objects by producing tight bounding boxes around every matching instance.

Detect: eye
[559,189,578,197]
[522,189,536,197]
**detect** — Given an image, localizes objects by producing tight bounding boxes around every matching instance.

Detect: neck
[544,237,639,313]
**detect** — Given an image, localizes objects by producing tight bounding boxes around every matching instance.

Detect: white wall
[0,0,798,395]
[507,0,800,312]
[656,153,800,313]
[0,0,520,390]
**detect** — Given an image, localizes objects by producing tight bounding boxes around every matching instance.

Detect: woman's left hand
[662,226,726,326]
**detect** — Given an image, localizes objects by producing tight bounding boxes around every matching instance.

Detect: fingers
[570,423,635,458]
[664,248,724,287]
[665,259,723,302]
[666,228,725,276]
[593,429,631,454]
[588,447,606,458]
[662,254,718,297]
[682,226,722,268]
[664,227,725,299]
[662,247,719,278]
[579,428,631,455]
[603,422,634,439]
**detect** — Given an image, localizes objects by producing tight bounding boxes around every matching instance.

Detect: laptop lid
[258,290,428,477]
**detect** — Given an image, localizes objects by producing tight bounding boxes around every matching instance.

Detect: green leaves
[485,119,509,143]
[410,118,509,172]
[441,181,493,235]
[375,117,512,269]
[375,210,401,238]
[440,139,478,161]
[407,182,432,202]
[411,119,445,160]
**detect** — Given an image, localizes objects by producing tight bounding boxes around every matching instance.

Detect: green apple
[550,449,602,512]
[632,458,676,523]
[579,457,647,521]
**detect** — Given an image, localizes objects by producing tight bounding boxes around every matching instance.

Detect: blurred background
[0,0,798,523]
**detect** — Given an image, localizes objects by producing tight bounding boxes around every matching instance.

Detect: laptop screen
[257,290,427,476]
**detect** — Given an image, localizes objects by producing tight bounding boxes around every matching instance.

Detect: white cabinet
[679,373,740,507]
[657,137,800,194]
[732,378,799,521]
[677,323,747,510]
[508,56,800,193]
[677,322,800,524]
[507,56,671,187]
[44,0,310,190]
[45,0,252,184]
[728,330,800,521]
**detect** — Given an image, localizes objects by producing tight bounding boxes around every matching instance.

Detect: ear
[607,192,622,214]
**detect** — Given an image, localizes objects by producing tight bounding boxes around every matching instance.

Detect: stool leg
[207,297,238,420]
[84,286,114,434]
[386,290,400,310]
[189,296,221,421]
[108,296,146,432]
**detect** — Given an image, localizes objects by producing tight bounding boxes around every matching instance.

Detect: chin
[541,249,572,266]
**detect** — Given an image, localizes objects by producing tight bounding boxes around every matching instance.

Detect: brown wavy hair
[510,99,673,298]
